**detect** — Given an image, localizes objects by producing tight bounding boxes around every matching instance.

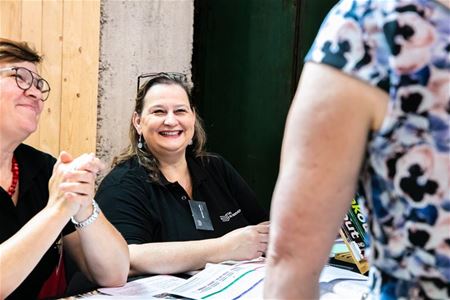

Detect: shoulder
[97,157,153,203]
[306,0,444,92]
[191,152,230,171]
[190,153,243,184]
[305,0,390,90]
[100,157,148,187]
[16,143,55,161]
[15,143,56,171]
[96,158,155,216]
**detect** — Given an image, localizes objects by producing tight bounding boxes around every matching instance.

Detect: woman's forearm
[128,237,228,276]
[64,212,129,287]
[128,222,269,276]
[0,206,71,298]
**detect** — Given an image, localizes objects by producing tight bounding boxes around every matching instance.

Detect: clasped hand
[48,151,104,220]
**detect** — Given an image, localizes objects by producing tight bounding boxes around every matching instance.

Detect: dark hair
[0,38,42,63]
[112,74,207,182]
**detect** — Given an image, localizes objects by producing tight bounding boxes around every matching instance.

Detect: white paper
[319,265,368,282]
[169,260,265,299]
[79,256,369,299]
[97,275,186,297]
[319,266,369,300]
[79,294,161,299]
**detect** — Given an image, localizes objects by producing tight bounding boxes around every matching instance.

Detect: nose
[23,84,43,101]
[163,112,178,126]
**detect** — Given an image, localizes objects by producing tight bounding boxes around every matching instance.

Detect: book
[338,196,369,274]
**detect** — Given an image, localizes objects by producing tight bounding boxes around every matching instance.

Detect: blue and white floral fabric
[306,0,450,299]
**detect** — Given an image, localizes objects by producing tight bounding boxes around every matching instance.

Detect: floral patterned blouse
[306,0,450,299]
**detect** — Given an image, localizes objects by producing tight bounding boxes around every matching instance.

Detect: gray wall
[97,0,194,170]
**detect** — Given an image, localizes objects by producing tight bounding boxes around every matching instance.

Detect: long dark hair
[112,73,207,182]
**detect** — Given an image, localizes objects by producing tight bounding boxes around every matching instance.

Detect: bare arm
[0,152,106,297]
[60,153,129,286]
[0,205,74,298]
[264,63,387,299]
[129,222,269,275]
[63,213,129,286]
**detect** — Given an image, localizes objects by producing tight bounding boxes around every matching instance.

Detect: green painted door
[192,0,337,210]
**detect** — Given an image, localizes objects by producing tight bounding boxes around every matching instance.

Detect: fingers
[59,181,94,197]
[63,191,92,212]
[246,225,269,255]
[256,224,270,234]
[70,153,104,174]
[56,152,104,175]
[49,152,102,207]
[255,224,269,254]
[60,151,73,164]
[63,191,91,203]
[63,170,95,184]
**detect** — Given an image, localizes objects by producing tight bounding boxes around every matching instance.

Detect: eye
[175,108,188,114]
[36,79,44,91]
[13,73,26,82]
[151,109,166,116]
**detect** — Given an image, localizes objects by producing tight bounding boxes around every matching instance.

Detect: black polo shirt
[96,154,268,244]
[0,144,75,300]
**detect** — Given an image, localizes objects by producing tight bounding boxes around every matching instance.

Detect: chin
[20,123,39,137]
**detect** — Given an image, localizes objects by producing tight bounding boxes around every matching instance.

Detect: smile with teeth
[159,130,182,136]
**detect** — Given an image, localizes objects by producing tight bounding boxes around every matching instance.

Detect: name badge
[188,200,214,231]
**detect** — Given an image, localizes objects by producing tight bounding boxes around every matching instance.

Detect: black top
[96,154,268,244]
[0,144,75,300]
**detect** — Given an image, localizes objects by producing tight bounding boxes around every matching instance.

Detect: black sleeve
[96,171,157,245]
[218,156,269,224]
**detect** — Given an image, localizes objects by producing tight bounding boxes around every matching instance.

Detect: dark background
[192,0,337,210]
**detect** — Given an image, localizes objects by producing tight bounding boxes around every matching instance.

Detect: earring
[138,135,143,149]
[188,139,193,145]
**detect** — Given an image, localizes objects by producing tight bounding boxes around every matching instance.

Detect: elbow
[92,261,129,287]
[1,286,14,300]
[94,270,128,287]
[129,263,145,277]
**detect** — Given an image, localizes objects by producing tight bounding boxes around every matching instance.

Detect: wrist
[46,198,76,220]
[44,203,73,223]
[73,200,94,221]
[209,236,229,263]
[71,199,100,229]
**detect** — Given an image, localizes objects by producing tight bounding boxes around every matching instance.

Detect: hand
[220,221,270,261]
[48,152,104,219]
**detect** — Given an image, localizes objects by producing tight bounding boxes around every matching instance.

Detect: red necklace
[7,156,19,197]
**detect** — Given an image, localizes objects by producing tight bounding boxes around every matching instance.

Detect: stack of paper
[80,257,368,299]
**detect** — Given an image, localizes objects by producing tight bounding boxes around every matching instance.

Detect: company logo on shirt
[220,209,241,222]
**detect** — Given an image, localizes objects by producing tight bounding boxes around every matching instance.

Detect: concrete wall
[97,0,194,170]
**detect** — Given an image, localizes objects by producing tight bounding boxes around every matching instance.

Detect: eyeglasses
[137,72,187,94]
[0,66,51,101]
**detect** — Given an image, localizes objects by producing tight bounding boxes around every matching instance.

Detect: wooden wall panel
[40,0,63,155]
[60,0,100,157]
[0,0,22,41]
[0,0,100,158]
[21,0,43,148]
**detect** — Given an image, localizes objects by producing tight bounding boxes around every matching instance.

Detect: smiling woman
[96,72,270,276]
[0,38,129,300]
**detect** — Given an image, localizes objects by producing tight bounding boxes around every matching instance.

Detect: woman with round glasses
[0,38,129,299]
[96,73,269,275]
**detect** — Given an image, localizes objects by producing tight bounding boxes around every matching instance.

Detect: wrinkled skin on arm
[264,62,387,299]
